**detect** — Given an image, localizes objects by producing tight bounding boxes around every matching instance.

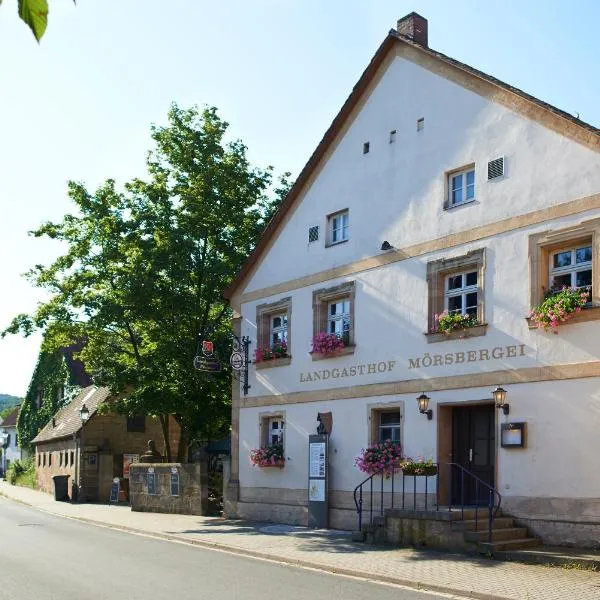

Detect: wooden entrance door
[451,404,495,505]
[82,451,99,501]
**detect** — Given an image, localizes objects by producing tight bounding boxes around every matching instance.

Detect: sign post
[307,434,328,528]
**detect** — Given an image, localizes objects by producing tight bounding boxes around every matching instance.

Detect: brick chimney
[397,12,428,47]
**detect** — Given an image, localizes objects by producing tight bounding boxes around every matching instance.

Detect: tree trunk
[158,414,172,462]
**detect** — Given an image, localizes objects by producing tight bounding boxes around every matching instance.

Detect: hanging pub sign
[193,340,221,372]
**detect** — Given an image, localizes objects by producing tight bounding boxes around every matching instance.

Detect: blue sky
[1,0,599,396]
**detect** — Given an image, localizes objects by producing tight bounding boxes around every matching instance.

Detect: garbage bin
[52,475,70,501]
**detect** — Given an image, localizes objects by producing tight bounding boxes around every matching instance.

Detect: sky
[1,0,599,397]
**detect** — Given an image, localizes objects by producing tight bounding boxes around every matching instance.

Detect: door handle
[469,448,473,462]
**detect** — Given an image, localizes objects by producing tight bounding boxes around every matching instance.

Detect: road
[0,498,457,600]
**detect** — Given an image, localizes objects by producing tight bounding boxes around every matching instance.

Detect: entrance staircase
[353,463,541,554]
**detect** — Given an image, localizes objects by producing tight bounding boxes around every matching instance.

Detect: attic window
[417,118,424,132]
[389,130,396,144]
[487,157,505,180]
[308,226,319,243]
[363,142,370,154]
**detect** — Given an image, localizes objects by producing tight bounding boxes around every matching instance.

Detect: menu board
[309,442,326,478]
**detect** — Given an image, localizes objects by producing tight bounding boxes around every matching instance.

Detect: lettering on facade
[298,345,530,383]
[408,344,527,370]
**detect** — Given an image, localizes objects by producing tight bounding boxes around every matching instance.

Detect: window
[308,225,319,243]
[256,297,292,368]
[48,452,52,467]
[327,299,351,345]
[5,434,10,447]
[70,451,74,467]
[42,453,46,467]
[426,249,486,340]
[529,221,600,316]
[37,453,41,467]
[549,245,592,293]
[127,415,146,433]
[270,313,288,345]
[312,281,356,357]
[389,130,396,144]
[259,413,285,449]
[268,417,284,446]
[445,270,478,317]
[363,142,370,154]
[378,410,401,443]
[448,167,475,207]
[327,210,349,245]
[417,117,424,131]
[59,452,63,467]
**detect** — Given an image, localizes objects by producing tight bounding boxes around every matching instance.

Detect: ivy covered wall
[18,344,91,448]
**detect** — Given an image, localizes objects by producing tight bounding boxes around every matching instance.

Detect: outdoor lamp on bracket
[79,404,90,423]
[416,393,433,420]
[380,240,393,251]
[492,386,509,415]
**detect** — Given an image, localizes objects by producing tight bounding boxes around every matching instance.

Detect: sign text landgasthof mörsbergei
[299,344,528,384]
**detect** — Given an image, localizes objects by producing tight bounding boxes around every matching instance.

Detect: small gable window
[447,166,475,208]
[327,210,349,246]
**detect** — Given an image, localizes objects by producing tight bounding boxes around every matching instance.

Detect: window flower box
[354,440,403,478]
[401,458,437,476]
[433,311,479,335]
[254,341,288,363]
[310,332,348,359]
[528,287,589,333]
[250,444,285,468]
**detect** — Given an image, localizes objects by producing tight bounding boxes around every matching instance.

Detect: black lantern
[492,386,509,415]
[79,404,90,423]
[416,393,433,420]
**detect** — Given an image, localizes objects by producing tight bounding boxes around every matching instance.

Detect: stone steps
[452,517,515,531]
[464,527,529,543]
[477,537,543,552]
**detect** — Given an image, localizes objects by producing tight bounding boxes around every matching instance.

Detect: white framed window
[449,168,475,207]
[378,410,401,443]
[549,245,592,292]
[270,313,288,345]
[328,210,349,245]
[327,299,351,345]
[268,417,284,446]
[445,270,478,317]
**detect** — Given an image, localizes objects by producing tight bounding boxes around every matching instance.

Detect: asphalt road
[0,498,457,600]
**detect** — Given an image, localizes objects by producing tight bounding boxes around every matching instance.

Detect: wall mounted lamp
[416,392,433,420]
[380,240,393,251]
[492,386,509,415]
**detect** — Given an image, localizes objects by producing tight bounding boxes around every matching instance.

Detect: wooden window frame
[255,297,292,369]
[312,281,356,359]
[528,219,600,325]
[426,249,487,342]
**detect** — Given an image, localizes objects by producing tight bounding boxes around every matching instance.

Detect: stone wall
[129,463,208,515]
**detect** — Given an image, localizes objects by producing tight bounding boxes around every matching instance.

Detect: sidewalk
[1,482,599,600]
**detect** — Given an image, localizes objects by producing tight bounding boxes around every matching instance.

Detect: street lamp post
[78,404,90,502]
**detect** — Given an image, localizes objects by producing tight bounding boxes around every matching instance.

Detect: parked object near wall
[129,462,209,515]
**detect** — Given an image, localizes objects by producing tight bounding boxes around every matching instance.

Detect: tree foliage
[4,104,289,460]
[2,0,75,42]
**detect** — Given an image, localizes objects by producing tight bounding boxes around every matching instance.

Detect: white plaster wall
[241,209,600,400]
[244,54,600,294]
[1,426,21,465]
[238,377,600,500]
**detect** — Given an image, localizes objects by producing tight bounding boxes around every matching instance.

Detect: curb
[0,490,509,600]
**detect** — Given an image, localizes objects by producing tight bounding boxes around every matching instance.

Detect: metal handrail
[353,462,502,545]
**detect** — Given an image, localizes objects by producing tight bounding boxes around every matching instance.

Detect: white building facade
[224,14,600,548]
[1,407,22,474]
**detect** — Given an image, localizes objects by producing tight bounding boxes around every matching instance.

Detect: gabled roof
[1,406,19,428]
[32,386,110,444]
[224,25,600,302]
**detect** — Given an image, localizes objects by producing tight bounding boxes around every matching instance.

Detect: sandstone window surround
[255,296,292,369]
[311,281,356,360]
[258,411,286,448]
[426,248,487,343]
[367,401,404,446]
[444,163,476,210]
[528,218,600,327]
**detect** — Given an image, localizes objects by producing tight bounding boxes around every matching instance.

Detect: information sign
[109,477,120,503]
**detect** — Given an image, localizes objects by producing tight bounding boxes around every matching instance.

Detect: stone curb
[0,490,509,600]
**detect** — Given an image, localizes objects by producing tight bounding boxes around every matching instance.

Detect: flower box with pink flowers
[529,286,589,333]
[311,332,346,357]
[249,444,285,468]
[354,440,403,477]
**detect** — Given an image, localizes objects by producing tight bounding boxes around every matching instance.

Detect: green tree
[4,104,289,460]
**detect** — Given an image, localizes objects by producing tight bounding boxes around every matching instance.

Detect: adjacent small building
[32,385,180,502]
[1,406,22,473]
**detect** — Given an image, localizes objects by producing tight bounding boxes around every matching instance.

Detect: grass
[6,458,36,489]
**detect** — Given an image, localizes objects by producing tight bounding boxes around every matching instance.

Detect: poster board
[170,467,180,497]
[109,477,120,503]
[123,454,139,479]
[307,434,328,528]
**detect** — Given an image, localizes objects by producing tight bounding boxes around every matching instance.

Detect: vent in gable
[308,226,319,243]
[487,157,504,180]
